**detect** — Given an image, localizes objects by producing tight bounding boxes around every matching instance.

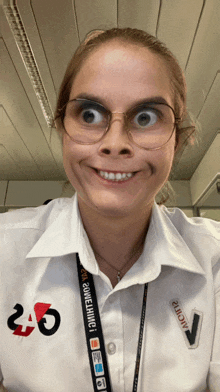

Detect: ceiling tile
[75,0,117,42]
[197,72,220,146]
[172,73,220,180]
[185,0,220,117]
[157,0,204,69]
[118,0,160,35]
[31,0,79,92]
[0,40,64,179]
[0,144,28,180]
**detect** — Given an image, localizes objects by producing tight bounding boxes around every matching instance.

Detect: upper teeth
[99,171,134,181]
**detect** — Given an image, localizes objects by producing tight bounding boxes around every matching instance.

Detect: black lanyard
[77,253,148,392]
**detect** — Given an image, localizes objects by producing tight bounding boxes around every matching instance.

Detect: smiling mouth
[95,169,136,182]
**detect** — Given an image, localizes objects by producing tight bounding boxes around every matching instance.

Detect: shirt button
[107,342,116,355]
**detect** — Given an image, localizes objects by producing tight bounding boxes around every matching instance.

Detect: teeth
[99,171,134,181]
[109,173,115,180]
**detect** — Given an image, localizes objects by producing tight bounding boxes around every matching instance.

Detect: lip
[93,168,138,174]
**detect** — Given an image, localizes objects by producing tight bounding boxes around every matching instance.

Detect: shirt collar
[125,202,205,286]
[26,195,205,281]
[26,195,99,274]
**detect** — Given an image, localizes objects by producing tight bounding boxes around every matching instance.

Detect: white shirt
[0,195,220,392]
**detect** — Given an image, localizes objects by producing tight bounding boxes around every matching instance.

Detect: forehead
[70,40,173,109]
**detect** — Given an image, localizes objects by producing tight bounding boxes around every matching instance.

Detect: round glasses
[61,98,180,150]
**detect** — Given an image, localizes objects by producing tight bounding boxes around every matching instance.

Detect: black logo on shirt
[7,302,61,337]
[170,299,203,349]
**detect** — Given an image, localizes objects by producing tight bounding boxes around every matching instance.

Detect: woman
[0,28,219,391]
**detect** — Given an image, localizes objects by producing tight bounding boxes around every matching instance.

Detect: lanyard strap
[77,253,148,392]
[133,281,148,392]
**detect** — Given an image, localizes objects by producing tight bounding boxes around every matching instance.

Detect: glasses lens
[64,99,109,143]
[63,100,176,148]
[127,103,175,149]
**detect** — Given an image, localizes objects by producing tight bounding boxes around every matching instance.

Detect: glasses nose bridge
[108,110,128,132]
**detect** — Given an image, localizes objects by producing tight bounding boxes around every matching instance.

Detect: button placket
[101,291,125,391]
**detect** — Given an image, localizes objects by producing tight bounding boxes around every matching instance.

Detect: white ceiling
[0,0,220,182]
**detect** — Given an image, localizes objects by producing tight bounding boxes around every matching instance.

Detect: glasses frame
[59,98,181,151]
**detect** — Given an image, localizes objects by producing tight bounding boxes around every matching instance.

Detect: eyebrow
[73,93,170,108]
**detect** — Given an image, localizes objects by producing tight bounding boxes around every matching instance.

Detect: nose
[98,114,134,158]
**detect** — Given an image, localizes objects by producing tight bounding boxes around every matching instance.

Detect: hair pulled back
[54,27,195,151]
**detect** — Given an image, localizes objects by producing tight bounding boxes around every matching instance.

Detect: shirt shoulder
[159,206,220,273]
[0,197,76,270]
[160,205,220,241]
[0,197,73,232]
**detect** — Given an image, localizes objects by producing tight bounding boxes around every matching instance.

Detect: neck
[78,198,153,287]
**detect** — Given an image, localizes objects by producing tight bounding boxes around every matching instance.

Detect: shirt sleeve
[207,257,220,391]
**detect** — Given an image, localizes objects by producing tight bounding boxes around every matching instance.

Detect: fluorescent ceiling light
[3,0,53,127]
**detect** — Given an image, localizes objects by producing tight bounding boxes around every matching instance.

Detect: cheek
[150,143,175,177]
[62,137,80,182]
[62,134,84,165]
[62,136,95,184]
[154,144,174,162]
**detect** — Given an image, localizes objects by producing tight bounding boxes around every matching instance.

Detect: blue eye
[134,109,158,127]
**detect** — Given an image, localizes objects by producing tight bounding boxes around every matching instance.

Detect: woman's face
[63,40,176,218]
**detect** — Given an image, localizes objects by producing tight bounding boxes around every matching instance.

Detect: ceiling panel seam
[0,107,45,174]
[155,0,162,38]
[196,71,220,119]
[1,39,61,174]
[30,0,57,100]
[0,143,28,177]
[3,180,9,207]
[72,0,80,44]
[184,0,206,71]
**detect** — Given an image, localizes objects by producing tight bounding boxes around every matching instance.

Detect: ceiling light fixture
[2,0,53,127]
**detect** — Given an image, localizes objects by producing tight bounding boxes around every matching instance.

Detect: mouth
[94,169,137,182]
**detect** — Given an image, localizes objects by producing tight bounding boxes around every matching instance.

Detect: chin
[89,198,131,216]
[97,202,132,217]
[80,189,153,218]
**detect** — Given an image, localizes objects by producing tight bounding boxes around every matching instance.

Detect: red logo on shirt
[7,303,61,337]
